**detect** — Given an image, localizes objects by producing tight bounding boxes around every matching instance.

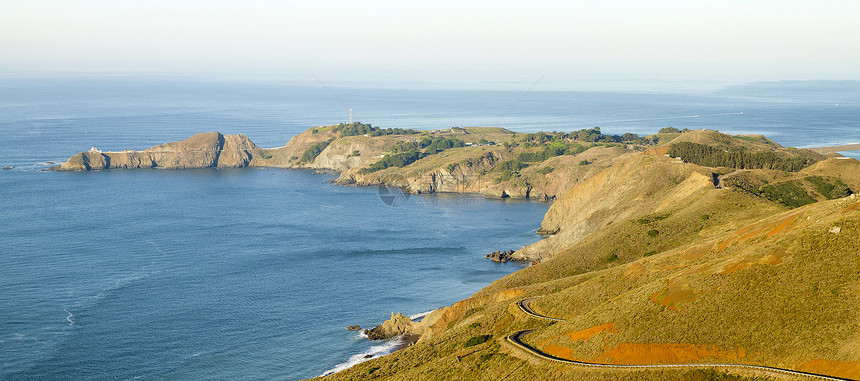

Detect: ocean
[0,78,858,380]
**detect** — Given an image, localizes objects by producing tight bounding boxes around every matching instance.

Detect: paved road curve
[509,297,855,381]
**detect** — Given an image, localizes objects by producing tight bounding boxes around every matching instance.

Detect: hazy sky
[1,0,858,89]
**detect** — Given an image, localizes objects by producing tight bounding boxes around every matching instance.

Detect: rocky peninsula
[52,123,642,203]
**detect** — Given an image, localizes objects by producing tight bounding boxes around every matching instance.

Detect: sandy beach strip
[808,143,860,153]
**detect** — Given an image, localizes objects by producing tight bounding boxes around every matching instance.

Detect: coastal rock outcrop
[363,313,419,340]
[485,250,522,263]
[52,132,265,171]
[363,310,445,341]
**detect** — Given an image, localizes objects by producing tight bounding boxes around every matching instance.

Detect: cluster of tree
[421,136,466,154]
[358,150,424,173]
[495,159,529,182]
[667,142,817,172]
[518,127,661,145]
[298,139,333,163]
[805,176,853,199]
[517,141,589,162]
[389,136,466,154]
[332,122,419,137]
[760,181,817,208]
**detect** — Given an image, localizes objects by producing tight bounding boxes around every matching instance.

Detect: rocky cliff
[53,132,264,170]
[511,153,714,261]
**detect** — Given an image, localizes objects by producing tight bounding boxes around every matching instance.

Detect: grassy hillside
[317,130,860,380]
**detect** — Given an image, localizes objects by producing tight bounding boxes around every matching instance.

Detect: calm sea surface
[1,79,858,380]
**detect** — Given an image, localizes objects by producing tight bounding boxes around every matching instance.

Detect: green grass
[463,335,493,348]
[805,176,852,199]
[760,180,816,208]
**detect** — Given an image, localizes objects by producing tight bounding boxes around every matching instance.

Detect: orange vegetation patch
[644,146,670,156]
[650,287,700,311]
[624,263,646,278]
[844,202,860,214]
[542,344,575,360]
[719,260,752,274]
[680,243,712,261]
[717,213,802,250]
[600,342,746,364]
[766,213,801,238]
[798,359,860,379]
[569,323,617,341]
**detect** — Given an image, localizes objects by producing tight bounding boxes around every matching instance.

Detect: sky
[1,0,858,90]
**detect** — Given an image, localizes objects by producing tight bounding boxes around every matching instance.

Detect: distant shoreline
[808,143,860,153]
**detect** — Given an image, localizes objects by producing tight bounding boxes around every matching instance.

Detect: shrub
[805,176,853,199]
[299,140,332,163]
[332,122,419,137]
[659,127,681,134]
[517,141,583,162]
[647,229,660,237]
[579,160,590,166]
[667,142,817,172]
[760,181,817,208]
[420,136,466,154]
[359,150,424,173]
[537,166,553,175]
[463,335,492,348]
[498,159,528,172]
[637,214,669,224]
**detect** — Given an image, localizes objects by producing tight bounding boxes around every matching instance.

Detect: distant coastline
[808,143,860,153]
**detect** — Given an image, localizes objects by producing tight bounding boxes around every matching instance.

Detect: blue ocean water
[0,78,858,380]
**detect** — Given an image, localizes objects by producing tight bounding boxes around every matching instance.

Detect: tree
[659,127,681,134]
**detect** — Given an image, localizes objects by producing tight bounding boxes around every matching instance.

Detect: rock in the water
[2,166,12,170]
[485,249,523,263]
[347,325,362,331]
[363,312,418,340]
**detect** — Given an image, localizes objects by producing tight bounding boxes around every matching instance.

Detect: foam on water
[320,336,408,377]
[409,310,436,321]
[64,309,74,326]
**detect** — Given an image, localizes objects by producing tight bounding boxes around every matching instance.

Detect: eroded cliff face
[335,150,509,195]
[310,136,401,171]
[53,132,264,170]
[333,146,631,202]
[512,154,713,261]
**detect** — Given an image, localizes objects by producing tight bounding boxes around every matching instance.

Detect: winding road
[507,297,855,381]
